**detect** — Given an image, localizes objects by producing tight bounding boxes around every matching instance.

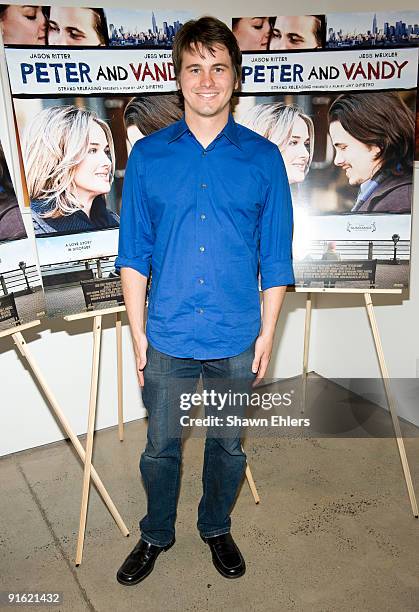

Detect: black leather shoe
[117,538,175,586]
[201,533,246,578]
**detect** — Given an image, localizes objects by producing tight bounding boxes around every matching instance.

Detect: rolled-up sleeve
[259,146,295,290]
[115,143,153,278]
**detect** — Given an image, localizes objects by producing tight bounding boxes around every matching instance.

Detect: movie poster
[0,140,44,330]
[2,7,418,307]
[234,47,418,289]
[2,5,193,317]
[233,12,419,162]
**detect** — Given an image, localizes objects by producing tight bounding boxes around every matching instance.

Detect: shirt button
[201,183,207,189]
[198,278,204,284]
[200,214,206,220]
[202,151,207,156]
[197,308,204,314]
[199,246,205,252]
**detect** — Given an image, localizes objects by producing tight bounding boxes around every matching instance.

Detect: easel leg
[116,312,124,442]
[75,315,103,565]
[364,293,418,518]
[301,292,312,414]
[11,331,129,539]
[245,463,260,504]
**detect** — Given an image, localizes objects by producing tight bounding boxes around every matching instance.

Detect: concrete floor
[1,380,419,612]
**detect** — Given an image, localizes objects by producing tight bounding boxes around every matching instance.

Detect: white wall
[307,174,419,424]
[1,0,418,456]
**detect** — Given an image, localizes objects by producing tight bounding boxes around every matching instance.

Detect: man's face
[48,7,103,46]
[270,15,319,50]
[329,121,382,185]
[178,43,238,121]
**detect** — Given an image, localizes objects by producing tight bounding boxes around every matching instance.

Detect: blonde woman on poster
[23,105,119,236]
[240,102,314,261]
[240,103,313,186]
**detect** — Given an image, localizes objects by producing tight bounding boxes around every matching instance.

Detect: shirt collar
[167,116,189,143]
[359,178,374,198]
[222,113,242,150]
[167,113,242,150]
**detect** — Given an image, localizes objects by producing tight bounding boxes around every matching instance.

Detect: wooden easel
[245,463,260,503]
[1,33,130,564]
[63,305,127,565]
[0,319,130,566]
[116,311,124,441]
[298,288,418,518]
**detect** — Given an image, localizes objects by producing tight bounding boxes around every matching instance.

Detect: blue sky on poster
[326,11,419,35]
[0,239,37,274]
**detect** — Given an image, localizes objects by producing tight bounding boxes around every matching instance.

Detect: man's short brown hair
[172,16,242,84]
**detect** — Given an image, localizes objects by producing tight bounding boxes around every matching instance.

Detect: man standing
[116,16,294,585]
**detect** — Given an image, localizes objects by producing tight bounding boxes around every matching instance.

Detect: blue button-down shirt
[116,113,294,359]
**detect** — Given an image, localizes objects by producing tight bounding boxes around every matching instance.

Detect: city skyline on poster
[326,11,419,47]
[106,9,195,46]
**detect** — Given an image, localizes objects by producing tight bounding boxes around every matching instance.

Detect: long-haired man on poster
[115,16,294,585]
[328,92,415,213]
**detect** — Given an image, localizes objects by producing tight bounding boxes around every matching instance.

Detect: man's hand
[252,333,274,385]
[120,267,149,387]
[253,285,287,385]
[134,332,148,387]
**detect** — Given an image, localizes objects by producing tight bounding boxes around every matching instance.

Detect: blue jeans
[139,341,256,547]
